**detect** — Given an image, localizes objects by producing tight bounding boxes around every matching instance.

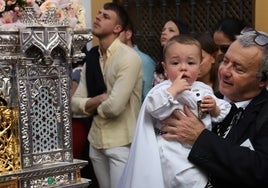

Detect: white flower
[39,0,58,13]
[0,0,86,30]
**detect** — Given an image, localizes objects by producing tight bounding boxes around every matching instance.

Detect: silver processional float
[0,1,92,187]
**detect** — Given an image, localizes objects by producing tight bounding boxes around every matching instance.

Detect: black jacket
[189,89,268,187]
[85,45,106,98]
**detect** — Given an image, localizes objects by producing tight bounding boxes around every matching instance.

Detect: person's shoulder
[152,80,171,89]
[117,40,136,53]
[119,42,141,61]
[88,45,99,53]
[252,89,268,106]
[253,88,268,101]
[253,89,268,131]
[134,46,155,60]
[72,68,82,82]
[72,66,83,73]
[147,80,171,95]
[85,45,99,57]
[134,46,150,57]
[133,47,155,70]
[139,53,155,65]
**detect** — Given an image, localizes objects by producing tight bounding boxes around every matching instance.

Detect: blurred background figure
[71,52,100,188]
[71,58,85,97]
[196,33,219,92]
[153,18,190,86]
[213,17,247,56]
[119,20,156,102]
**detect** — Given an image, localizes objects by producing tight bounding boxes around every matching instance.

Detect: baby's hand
[201,95,219,117]
[167,72,191,97]
[201,95,216,112]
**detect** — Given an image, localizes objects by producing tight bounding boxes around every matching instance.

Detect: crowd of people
[71,2,268,188]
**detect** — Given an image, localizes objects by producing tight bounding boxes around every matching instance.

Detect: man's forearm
[85,93,108,114]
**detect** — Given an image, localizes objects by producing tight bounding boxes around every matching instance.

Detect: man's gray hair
[236,31,268,75]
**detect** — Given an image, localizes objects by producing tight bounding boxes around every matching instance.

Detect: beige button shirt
[71,39,143,149]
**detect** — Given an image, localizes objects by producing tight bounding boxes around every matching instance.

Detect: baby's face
[163,42,201,84]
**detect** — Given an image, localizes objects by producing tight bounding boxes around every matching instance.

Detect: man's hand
[161,105,205,145]
[85,93,109,114]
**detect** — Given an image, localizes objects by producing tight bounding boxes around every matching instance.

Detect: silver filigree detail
[0,7,91,185]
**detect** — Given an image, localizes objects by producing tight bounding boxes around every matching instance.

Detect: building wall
[81,0,91,28]
[90,0,268,46]
[255,0,268,32]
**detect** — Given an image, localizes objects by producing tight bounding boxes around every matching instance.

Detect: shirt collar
[224,96,251,109]
[98,38,122,59]
[107,38,121,58]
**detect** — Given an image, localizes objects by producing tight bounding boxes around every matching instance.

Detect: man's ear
[125,30,132,40]
[257,71,268,88]
[114,24,123,34]
[259,81,268,89]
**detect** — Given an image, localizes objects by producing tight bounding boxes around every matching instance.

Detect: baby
[118,35,231,188]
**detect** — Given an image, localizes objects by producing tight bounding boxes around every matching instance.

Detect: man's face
[218,40,264,102]
[92,8,120,37]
